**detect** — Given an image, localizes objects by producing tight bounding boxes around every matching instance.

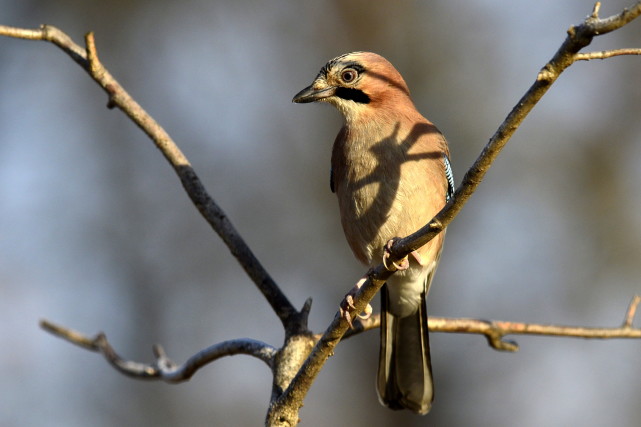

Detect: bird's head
[292,52,412,124]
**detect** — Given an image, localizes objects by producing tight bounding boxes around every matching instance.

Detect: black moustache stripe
[335,87,370,104]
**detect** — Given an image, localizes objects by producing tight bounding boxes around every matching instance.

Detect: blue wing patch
[444,154,455,201]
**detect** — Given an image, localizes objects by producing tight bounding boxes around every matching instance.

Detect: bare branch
[591,1,602,18]
[40,319,101,351]
[576,48,641,60]
[0,25,87,66]
[623,295,641,328]
[582,1,641,34]
[340,295,641,351]
[40,319,277,382]
[0,24,301,329]
[394,1,641,259]
[41,290,641,387]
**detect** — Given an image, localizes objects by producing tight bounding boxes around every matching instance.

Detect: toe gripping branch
[339,275,373,328]
[382,238,424,271]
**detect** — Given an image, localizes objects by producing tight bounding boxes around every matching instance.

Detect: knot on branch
[536,65,556,83]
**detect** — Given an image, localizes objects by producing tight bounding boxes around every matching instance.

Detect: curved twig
[40,320,277,382]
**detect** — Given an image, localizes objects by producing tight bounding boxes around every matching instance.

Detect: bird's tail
[377,284,433,415]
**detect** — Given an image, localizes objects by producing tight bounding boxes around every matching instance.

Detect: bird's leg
[339,275,373,328]
[383,238,424,271]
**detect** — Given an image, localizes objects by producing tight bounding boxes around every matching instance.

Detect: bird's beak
[292,83,336,103]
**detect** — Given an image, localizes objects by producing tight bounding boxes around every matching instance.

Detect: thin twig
[623,295,641,328]
[0,24,301,330]
[40,319,277,382]
[40,319,101,351]
[592,1,602,19]
[575,48,641,60]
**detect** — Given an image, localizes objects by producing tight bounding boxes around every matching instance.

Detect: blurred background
[1,1,640,426]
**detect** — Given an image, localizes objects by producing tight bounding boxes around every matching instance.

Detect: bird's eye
[341,69,358,83]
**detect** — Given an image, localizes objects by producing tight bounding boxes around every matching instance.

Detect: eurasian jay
[293,52,454,415]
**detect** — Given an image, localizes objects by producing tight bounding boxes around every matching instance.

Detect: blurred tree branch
[40,319,278,381]
[1,1,641,426]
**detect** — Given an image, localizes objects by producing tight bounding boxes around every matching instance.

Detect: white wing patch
[443,154,455,201]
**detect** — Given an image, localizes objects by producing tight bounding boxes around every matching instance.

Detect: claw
[383,239,425,271]
[358,303,373,320]
[340,307,354,328]
[339,276,373,329]
[383,239,409,271]
[344,294,356,310]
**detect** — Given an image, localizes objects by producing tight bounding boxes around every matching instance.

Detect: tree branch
[396,1,641,259]
[575,48,641,60]
[41,294,640,385]
[623,294,641,327]
[0,24,301,330]
[343,295,641,351]
[40,319,277,382]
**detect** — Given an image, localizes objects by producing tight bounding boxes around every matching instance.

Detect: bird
[293,52,454,415]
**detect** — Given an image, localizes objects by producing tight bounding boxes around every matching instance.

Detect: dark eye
[341,69,357,83]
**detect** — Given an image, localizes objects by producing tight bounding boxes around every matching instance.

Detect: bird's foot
[383,239,424,271]
[339,275,373,329]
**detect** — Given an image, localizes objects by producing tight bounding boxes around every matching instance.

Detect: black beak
[292,85,336,103]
